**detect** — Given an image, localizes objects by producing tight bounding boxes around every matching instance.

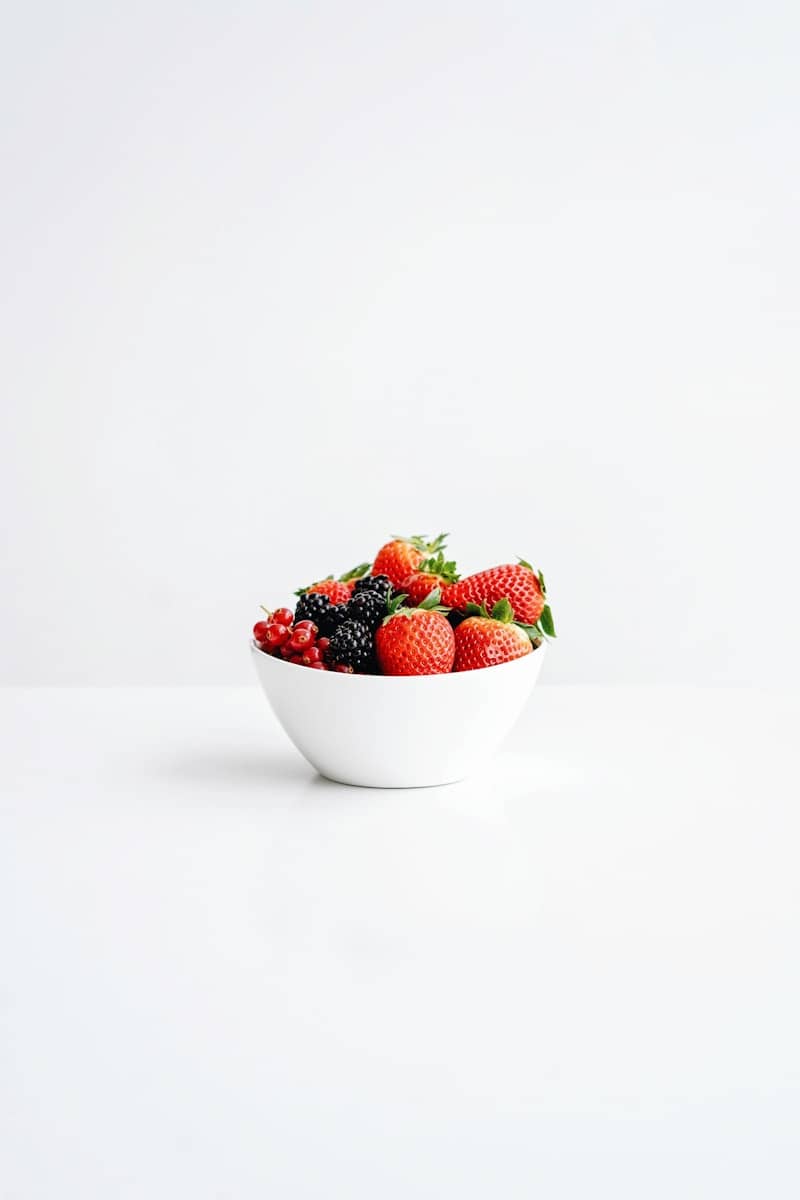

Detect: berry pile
[253,576,393,673]
[252,607,332,670]
[253,535,556,675]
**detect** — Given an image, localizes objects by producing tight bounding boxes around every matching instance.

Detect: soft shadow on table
[157,748,311,796]
[154,748,453,810]
[295,771,466,807]
[154,748,395,809]
[155,743,580,815]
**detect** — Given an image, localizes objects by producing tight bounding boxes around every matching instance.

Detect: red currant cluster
[252,608,352,672]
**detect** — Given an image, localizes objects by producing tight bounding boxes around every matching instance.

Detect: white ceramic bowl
[250,641,546,788]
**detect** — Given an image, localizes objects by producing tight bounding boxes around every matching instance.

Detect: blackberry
[322,602,350,635]
[326,619,375,673]
[352,573,392,602]
[294,592,348,637]
[294,591,330,629]
[346,588,387,632]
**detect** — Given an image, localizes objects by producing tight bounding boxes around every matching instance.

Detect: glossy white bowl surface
[250,641,545,788]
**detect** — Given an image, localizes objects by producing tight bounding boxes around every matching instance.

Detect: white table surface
[2,684,799,1199]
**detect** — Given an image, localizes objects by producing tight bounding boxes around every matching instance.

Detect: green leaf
[383,590,449,623]
[490,597,515,623]
[418,587,442,610]
[517,556,534,571]
[339,562,371,582]
[537,569,546,596]
[388,533,449,555]
[539,605,556,637]
[465,601,486,618]
[386,592,409,616]
[415,551,460,583]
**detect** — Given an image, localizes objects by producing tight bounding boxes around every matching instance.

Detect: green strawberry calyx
[382,587,450,624]
[339,562,371,582]
[465,598,515,622]
[531,604,556,639]
[414,551,460,583]
[390,532,448,554]
[466,597,554,644]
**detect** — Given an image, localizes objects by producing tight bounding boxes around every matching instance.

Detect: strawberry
[453,599,537,672]
[296,562,371,605]
[401,551,460,607]
[372,533,447,589]
[375,589,455,676]
[442,559,554,631]
[303,579,351,604]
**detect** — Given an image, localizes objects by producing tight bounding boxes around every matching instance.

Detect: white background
[2,0,798,686]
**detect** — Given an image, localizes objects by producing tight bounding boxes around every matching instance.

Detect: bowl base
[317,769,466,790]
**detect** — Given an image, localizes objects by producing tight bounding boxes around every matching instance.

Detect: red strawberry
[453,600,537,671]
[401,551,460,607]
[375,590,455,676]
[303,578,351,604]
[443,559,550,627]
[296,562,371,605]
[372,534,447,589]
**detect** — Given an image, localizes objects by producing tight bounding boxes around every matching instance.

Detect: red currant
[316,637,330,654]
[289,627,314,652]
[302,646,322,665]
[289,653,306,665]
[253,620,271,641]
[310,661,328,670]
[334,663,353,674]
[293,620,318,635]
[264,622,290,647]
[279,641,295,659]
[272,607,294,627]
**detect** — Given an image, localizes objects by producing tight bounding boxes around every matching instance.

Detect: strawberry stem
[390,533,448,554]
[383,587,450,623]
[416,551,460,582]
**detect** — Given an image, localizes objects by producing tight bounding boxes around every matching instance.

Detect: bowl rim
[249,638,545,681]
